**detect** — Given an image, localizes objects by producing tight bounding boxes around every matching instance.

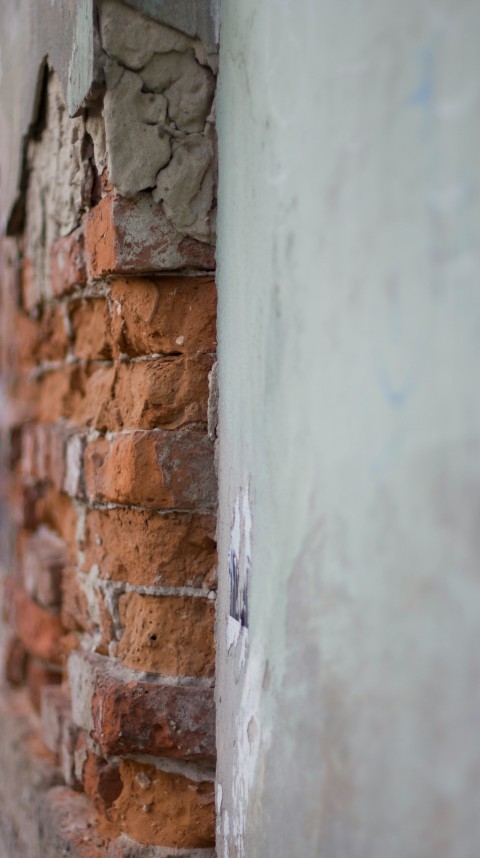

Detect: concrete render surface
[215,0,480,856]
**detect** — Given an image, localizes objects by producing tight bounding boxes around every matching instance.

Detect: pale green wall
[215,2,480,856]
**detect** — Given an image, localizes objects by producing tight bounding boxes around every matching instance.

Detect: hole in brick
[149,634,157,642]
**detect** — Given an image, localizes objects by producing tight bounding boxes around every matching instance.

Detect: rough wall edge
[0,0,218,236]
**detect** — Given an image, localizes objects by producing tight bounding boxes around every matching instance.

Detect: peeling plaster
[1,0,218,245]
[97,0,217,243]
[23,71,93,303]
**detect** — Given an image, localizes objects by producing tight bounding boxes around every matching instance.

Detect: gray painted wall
[215,2,480,856]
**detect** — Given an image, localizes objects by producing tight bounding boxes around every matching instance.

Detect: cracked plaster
[97,0,217,243]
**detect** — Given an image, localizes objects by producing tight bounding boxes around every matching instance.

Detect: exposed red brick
[97,590,116,655]
[120,355,212,429]
[84,430,216,510]
[83,195,116,279]
[83,507,216,589]
[64,357,212,432]
[70,299,113,360]
[38,365,87,423]
[15,305,69,366]
[108,759,215,848]
[14,589,64,665]
[70,364,116,431]
[69,650,215,761]
[50,227,87,296]
[117,592,215,677]
[84,194,215,279]
[111,276,216,357]
[61,566,92,634]
[38,305,70,362]
[83,751,123,817]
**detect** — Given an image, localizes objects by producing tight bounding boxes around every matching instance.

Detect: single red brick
[50,227,87,297]
[70,365,116,431]
[38,366,87,423]
[113,356,213,429]
[117,592,215,677]
[83,195,115,279]
[14,588,64,665]
[84,430,216,509]
[82,507,216,589]
[108,759,215,848]
[70,299,113,360]
[84,193,215,279]
[110,276,216,357]
[68,650,215,761]
[15,305,69,366]
[68,357,212,432]
[37,305,70,362]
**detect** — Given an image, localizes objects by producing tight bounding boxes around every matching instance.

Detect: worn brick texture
[0,5,218,853]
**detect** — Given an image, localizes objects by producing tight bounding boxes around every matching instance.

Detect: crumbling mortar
[127,753,215,783]
[92,579,215,600]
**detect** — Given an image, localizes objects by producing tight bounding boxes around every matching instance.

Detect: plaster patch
[103,65,171,196]
[23,71,92,304]
[153,133,214,242]
[141,51,215,132]
[96,0,217,242]
[99,0,193,70]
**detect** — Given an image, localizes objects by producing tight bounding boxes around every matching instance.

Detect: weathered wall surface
[0,0,218,234]
[0,1,218,854]
[215,1,480,856]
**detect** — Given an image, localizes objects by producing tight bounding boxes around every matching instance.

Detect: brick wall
[0,3,218,855]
